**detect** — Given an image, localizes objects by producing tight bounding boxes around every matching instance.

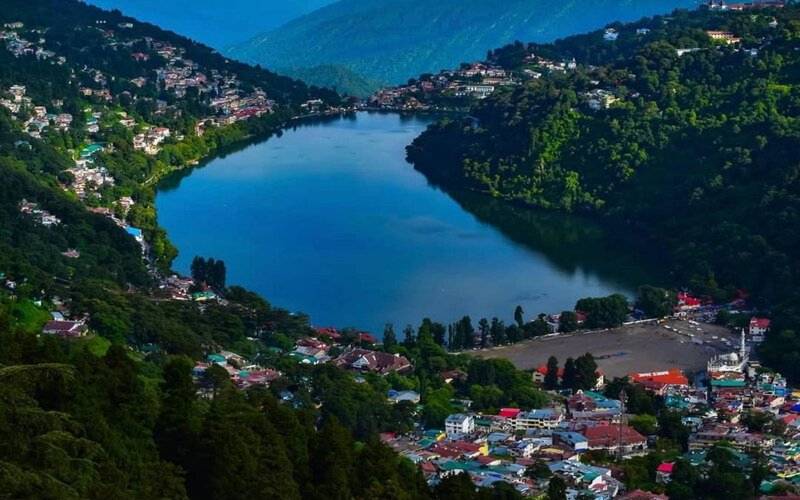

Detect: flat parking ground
[472,319,739,378]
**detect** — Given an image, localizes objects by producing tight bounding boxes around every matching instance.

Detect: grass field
[472,319,739,379]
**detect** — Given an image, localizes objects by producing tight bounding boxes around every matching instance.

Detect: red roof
[498,408,521,419]
[656,462,674,474]
[584,424,646,447]
[630,369,689,388]
[358,332,378,344]
[297,337,328,349]
[750,317,771,329]
[677,292,702,308]
[314,326,342,340]
[619,490,668,500]
[420,461,438,474]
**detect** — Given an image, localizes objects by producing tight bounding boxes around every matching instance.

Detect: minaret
[740,328,747,363]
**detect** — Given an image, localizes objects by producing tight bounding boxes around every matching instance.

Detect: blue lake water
[156,112,653,334]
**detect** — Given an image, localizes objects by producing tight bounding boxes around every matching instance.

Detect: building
[388,390,421,404]
[333,348,412,374]
[603,28,619,41]
[553,431,589,452]
[583,424,647,457]
[516,408,565,430]
[749,317,770,343]
[630,369,689,395]
[706,30,741,44]
[708,329,748,376]
[445,413,476,436]
[464,84,495,99]
[42,319,87,338]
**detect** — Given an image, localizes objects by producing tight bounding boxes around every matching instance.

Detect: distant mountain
[286,65,381,97]
[86,0,336,47]
[226,0,699,87]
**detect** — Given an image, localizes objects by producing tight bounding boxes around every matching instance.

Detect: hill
[286,64,380,97]
[86,0,336,47]
[226,0,698,89]
[406,5,800,380]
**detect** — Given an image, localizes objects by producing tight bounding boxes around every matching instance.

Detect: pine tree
[544,356,560,390]
[514,305,525,328]
[574,353,598,391]
[562,358,577,391]
[383,323,397,350]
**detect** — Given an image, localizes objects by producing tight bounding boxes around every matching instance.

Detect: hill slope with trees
[226,0,697,91]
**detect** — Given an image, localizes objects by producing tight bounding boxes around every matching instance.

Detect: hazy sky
[87,0,336,47]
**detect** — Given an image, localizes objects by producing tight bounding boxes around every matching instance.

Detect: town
[368,0,786,114]
[26,264,794,498]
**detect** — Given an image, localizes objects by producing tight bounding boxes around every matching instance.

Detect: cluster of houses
[133,126,171,155]
[1,22,63,63]
[18,199,61,227]
[146,39,276,126]
[193,350,280,393]
[705,0,786,11]
[374,333,800,498]
[286,328,414,375]
[368,62,519,111]
[381,385,648,498]
[0,85,73,139]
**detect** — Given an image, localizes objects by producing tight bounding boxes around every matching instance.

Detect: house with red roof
[42,319,87,338]
[749,317,770,343]
[656,462,674,483]
[314,326,342,341]
[630,369,689,395]
[583,424,647,457]
[333,348,412,375]
[676,292,702,311]
[498,408,521,419]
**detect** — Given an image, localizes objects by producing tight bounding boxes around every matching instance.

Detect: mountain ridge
[226,0,699,88]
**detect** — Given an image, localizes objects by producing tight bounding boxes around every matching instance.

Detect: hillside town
[368,0,786,113]
[0,17,345,267]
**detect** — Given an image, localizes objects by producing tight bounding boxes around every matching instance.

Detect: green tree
[558,311,578,333]
[636,286,677,318]
[514,305,525,328]
[384,323,397,350]
[629,414,658,436]
[562,358,577,391]
[544,355,560,390]
[576,294,629,329]
[547,476,567,500]
[574,353,598,391]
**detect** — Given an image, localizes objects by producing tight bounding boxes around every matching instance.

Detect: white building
[707,329,748,375]
[603,28,619,41]
[445,413,475,436]
[749,317,770,343]
[515,408,565,430]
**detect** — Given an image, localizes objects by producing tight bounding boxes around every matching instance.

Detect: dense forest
[407,5,800,380]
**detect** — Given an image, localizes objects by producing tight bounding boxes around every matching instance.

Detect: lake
[156,112,654,334]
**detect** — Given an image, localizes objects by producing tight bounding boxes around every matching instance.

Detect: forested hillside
[407,6,800,379]
[226,0,696,91]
